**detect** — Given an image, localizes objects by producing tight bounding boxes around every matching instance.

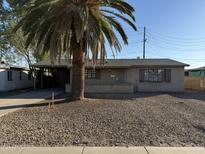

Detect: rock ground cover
[0,92,205,147]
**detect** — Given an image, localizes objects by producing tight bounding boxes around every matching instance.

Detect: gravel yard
[0,92,205,147]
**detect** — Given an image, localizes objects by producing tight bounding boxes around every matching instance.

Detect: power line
[148,41,205,52]
[147,28,205,41]
[147,44,205,61]
[146,33,205,52]
[124,27,205,65]
[147,33,205,46]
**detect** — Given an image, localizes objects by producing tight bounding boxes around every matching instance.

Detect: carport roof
[0,64,29,70]
[31,58,189,68]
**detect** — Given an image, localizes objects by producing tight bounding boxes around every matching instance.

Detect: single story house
[0,61,33,92]
[31,58,189,93]
[185,67,205,77]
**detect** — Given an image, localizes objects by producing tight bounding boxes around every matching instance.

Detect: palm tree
[13,0,137,100]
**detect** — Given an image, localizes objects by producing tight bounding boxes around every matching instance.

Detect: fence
[185,77,205,91]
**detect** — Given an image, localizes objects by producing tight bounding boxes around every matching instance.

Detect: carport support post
[70,68,72,86]
[33,77,36,89]
[40,68,43,89]
[33,68,37,89]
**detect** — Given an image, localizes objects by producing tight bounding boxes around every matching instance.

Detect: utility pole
[143,27,147,59]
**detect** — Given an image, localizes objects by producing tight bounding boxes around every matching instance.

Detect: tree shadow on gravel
[85,92,172,100]
[170,91,205,102]
[1,91,204,111]
[193,125,205,134]
[86,91,205,102]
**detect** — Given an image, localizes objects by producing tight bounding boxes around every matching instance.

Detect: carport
[31,60,71,89]
[39,67,70,89]
[36,67,70,89]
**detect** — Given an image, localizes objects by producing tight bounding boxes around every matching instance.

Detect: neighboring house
[0,62,33,92]
[31,59,189,93]
[185,67,205,77]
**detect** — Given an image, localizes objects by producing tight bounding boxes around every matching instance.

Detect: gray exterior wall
[66,69,133,93]
[85,85,134,93]
[126,67,185,92]
[0,69,33,91]
[85,69,127,85]
[66,67,185,93]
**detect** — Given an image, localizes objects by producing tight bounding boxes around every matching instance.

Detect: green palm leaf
[13,0,137,99]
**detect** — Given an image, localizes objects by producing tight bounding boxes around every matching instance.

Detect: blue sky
[108,0,205,68]
[3,0,205,68]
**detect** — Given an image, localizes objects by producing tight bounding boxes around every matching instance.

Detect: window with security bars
[85,69,96,79]
[140,68,171,82]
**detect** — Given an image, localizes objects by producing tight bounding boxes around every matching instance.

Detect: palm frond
[14,0,137,64]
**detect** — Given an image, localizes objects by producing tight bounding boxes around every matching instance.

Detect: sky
[108,0,205,68]
[2,0,205,68]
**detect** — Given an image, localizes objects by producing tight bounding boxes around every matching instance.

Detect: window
[85,69,96,79]
[20,71,22,80]
[7,71,13,81]
[140,68,171,83]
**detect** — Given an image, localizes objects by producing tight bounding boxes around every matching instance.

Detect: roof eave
[131,64,189,68]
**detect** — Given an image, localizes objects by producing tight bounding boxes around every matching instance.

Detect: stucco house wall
[33,59,188,93]
[0,69,6,91]
[85,69,127,85]
[84,84,134,93]
[67,68,133,93]
[66,67,185,93]
[69,68,133,93]
[134,67,185,92]
[0,69,33,92]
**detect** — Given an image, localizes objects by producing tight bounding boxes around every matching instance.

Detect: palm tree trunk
[71,43,85,100]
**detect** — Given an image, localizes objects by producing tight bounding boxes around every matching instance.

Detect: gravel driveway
[0,92,205,147]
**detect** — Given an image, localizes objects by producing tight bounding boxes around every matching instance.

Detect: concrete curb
[0,147,204,154]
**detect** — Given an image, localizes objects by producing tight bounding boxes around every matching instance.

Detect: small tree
[14,0,137,100]
[0,2,9,60]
